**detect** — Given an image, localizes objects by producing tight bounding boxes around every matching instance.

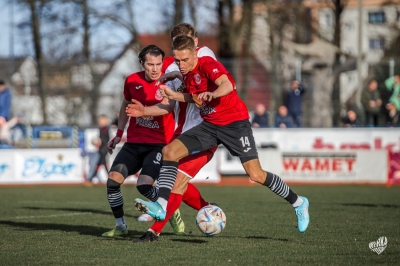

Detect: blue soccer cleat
[134,198,166,221]
[294,196,310,233]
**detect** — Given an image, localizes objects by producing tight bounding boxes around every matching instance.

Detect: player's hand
[107,136,121,154]
[159,85,176,99]
[126,99,144,117]
[155,71,183,86]
[198,92,216,102]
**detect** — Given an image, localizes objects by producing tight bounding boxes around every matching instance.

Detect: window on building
[369,38,385,50]
[344,22,354,30]
[325,13,332,26]
[369,12,385,24]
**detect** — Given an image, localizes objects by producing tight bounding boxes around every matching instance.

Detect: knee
[106,178,121,190]
[248,170,266,184]
[109,163,128,183]
[162,145,178,161]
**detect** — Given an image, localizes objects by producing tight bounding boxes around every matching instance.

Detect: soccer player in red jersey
[134,36,310,234]
[127,23,220,242]
[101,44,176,237]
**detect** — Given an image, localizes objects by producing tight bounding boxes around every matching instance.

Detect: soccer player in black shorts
[134,35,310,233]
[101,44,176,237]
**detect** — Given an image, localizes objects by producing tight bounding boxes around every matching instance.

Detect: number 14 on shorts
[239,136,251,153]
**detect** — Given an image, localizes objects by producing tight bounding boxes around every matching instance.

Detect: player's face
[173,48,197,75]
[142,54,163,81]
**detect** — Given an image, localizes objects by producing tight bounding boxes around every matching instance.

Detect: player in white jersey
[126,23,219,243]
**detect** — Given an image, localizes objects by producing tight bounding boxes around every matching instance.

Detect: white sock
[157,198,168,211]
[116,216,126,230]
[292,196,303,208]
[148,229,160,236]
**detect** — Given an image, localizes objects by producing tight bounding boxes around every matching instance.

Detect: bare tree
[173,0,184,26]
[16,0,49,124]
[217,0,255,103]
[330,0,348,126]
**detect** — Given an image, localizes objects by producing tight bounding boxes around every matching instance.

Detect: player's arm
[159,85,194,103]
[156,71,183,87]
[107,99,130,154]
[197,74,233,102]
[126,97,176,117]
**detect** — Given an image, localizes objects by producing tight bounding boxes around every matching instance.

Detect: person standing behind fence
[285,80,305,127]
[87,114,110,182]
[0,80,11,121]
[251,103,269,128]
[361,80,382,127]
[385,75,400,113]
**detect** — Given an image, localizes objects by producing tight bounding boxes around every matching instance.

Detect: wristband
[116,129,123,138]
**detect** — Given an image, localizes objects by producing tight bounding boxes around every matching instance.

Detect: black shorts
[177,119,258,163]
[111,142,164,180]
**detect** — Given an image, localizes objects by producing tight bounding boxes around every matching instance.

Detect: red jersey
[163,47,218,137]
[183,56,249,126]
[123,71,175,144]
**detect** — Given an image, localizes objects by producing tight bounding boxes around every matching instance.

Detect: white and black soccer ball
[195,205,226,236]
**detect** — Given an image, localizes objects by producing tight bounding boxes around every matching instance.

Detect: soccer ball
[195,205,226,236]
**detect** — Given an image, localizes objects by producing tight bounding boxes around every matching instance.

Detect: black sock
[263,172,298,204]
[137,184,159,202]
[106,179,124,218]
[158,160,179,201]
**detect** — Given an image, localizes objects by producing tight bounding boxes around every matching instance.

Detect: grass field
[0,184,399,265]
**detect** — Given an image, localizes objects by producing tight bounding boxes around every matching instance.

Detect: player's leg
[134,139,189,220]
[179,146,217,210]
[87,153,101,182]
[102,143,142,237]
[219,120,310,232]
[134,148,216,242]
[134,124,218,221]
[136,146,163,202]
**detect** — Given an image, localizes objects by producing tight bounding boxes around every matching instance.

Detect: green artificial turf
[0,185,399,265]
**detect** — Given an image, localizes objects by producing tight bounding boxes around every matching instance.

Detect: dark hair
[138,45,165,64]
[0,80,4,85]
[98,114,108,118]
[170,23,197,40]
[172,35,196,52]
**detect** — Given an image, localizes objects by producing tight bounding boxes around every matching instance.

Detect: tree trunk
[29,0,47,124]
[331,0,345,126]
[188,0,196,29]
[238,0,255,103]
[173,0,184,26]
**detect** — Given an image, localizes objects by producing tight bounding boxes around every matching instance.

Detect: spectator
[386,103,400,127]
[251,103,269,128]
[87,114,110,182]
[0,80,11,121]
[342,110,360,127]
[361,79,382,127]
[275,105,294,128]
[111,111,119,128]
[0,116,20,145]
[285,79,305,127]
[385,75,400,113]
